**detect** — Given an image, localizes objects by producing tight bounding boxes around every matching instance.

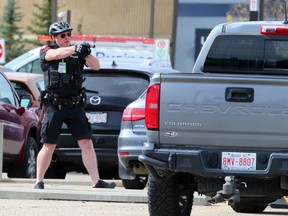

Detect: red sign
[157,40,166,49]
[0,39,5,64]
[0,44,3,58]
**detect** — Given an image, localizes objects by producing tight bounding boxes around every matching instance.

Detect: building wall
[0,0,174,39]
[173,0,248,71]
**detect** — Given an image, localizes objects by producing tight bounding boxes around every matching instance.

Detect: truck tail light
[260,25,288,35]
[122,107,145,122]
[145,84,160,130]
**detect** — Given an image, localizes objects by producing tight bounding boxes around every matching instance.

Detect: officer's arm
[45,46,75,61]
[85,54,100,71]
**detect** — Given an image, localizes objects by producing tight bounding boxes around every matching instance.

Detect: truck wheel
[148,174,194,216]
[7,136,37,178]
[122,175,148,190]
[231,199,269,213]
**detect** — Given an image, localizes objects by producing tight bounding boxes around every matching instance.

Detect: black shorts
[41,105,92,144]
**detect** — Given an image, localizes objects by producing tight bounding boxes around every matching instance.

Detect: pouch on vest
[44,69,60,89]
[73,73,83,87]
[63,73,70,84]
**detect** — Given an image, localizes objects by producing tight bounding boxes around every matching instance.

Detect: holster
[39,90,48,109]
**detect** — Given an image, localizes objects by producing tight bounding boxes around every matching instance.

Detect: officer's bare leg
[36,143,57,182]
[78,139,100,186]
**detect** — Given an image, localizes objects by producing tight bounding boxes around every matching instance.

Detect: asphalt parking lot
[0,173,288,216]
[0,172,208,216]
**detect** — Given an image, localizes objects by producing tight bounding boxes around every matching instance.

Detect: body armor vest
[43,54,85,96]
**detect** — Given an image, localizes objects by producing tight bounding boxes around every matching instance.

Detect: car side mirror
[20,94,33,107]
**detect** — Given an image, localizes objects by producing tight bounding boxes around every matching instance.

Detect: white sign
[0,39,5,64]
[250,0,258,11]
[154,39,170,61]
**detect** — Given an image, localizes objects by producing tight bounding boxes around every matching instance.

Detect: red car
[0,71,39,178]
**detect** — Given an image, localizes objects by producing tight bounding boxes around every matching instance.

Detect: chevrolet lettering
[168,103,288,117]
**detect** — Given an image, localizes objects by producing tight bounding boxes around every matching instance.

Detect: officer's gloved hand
[75,42,91,58]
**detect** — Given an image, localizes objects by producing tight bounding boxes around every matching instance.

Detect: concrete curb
[0,175,208,205]
[0,187,147,203]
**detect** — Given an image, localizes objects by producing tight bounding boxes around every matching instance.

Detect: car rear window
[83,71,149,101]
[10,81,30,97]
[203,35,288,75]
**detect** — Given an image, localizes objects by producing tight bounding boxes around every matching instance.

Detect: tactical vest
[43,54,85,95]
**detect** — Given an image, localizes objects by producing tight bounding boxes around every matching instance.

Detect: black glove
[75,42,91,58]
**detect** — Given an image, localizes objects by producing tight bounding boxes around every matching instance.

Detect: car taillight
[145,84,159,130]
[119,152,129,156]
[122,107,145,122]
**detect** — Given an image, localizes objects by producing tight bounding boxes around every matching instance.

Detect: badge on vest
[58,61,66,73]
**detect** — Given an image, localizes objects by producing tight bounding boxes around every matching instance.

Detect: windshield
[265,40,288,69]
[203,35,263,73]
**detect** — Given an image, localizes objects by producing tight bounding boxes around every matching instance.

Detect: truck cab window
[264,40,288,69]
[203,35,264,73]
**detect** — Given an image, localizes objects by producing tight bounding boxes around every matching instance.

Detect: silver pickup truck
[139,21,288,215]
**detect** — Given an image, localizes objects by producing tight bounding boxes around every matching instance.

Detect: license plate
[86,113,107,123]
[221,152,256,171]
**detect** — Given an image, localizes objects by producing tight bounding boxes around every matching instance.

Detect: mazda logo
[89,96,101,105]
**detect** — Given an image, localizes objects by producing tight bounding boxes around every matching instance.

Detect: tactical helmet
[49,21,73,36]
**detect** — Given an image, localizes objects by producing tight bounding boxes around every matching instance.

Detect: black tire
[231,199,269,213]
[7,136,37,178]
[122,175,148,190]
[148,175,194,216]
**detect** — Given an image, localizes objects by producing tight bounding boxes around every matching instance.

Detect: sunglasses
[60,32,71,38]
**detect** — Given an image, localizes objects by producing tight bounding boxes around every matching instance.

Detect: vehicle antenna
[283,0,288,24]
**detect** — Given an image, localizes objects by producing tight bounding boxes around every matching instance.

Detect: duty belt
[49,94,83,109]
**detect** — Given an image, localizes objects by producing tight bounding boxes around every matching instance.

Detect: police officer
[34,21,116,189]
